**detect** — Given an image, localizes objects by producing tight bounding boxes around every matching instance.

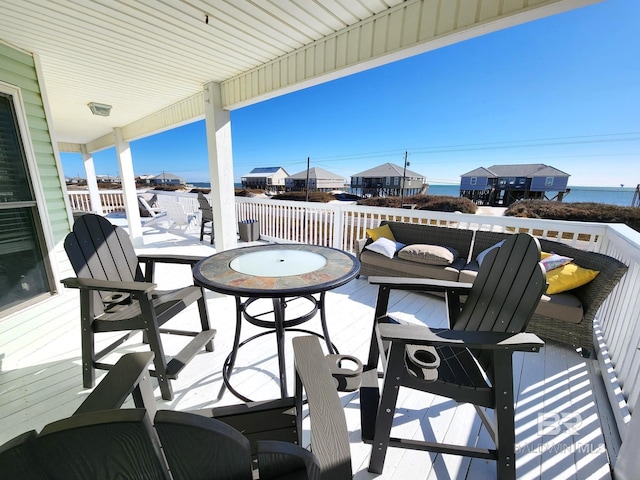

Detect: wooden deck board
[0,260,612,479]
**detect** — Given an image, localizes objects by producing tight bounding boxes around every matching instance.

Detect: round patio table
[193,243,360,401]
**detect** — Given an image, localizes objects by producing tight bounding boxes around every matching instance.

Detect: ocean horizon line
[189,182,637,190]
[185,182,637,207]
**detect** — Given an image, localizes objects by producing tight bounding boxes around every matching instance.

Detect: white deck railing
[68,189,126,214]
[69,189,640,439]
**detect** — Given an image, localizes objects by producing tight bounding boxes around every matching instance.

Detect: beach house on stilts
[460,163,570,206]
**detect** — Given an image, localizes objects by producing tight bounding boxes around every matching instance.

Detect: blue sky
[60,0,640,187]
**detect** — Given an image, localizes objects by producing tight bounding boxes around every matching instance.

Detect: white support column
[114,128,143,245]
[80,145,103,215]
[203,81,238,251]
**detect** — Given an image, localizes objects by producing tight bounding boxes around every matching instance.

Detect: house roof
[0,1,595,151]
[461,164,570,178]
[461,167,497,178]
[288,167,344,181]
[528,165,571,177]
[243,167,288,178]
[153,173,184,181]
[353,162,425,179]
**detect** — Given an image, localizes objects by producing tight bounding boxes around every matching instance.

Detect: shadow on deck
[0,243,613,479]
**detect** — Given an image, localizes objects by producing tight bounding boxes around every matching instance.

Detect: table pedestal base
[218,293,337,402]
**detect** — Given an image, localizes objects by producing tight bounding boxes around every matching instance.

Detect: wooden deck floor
[0,231,613,479]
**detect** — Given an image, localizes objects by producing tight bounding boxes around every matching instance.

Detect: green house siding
[0,42,77,380]
[0,42,70,242]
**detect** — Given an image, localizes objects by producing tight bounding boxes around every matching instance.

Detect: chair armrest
[377,323,544,352]
[292,336,352,480]
[369,276,472,323]
[369,276,473,293]
[74,352,157,418]
[137,254,205,265]
[137,254,206,282]
[61,277,156,294]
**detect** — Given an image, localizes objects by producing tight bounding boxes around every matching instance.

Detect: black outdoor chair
[197,191,214,243]
[360,233,547,480]
[0,336,352,480]
[61,213,216,400]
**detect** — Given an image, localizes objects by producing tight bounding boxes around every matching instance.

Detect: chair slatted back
[66,214,142,283]
[154,410,253,480]
[65,214,143,314]
[452,233,546,380]
[0,431,50,480]
[35,409,170,480]
[197,192,214,222]
[452,233,545,334]
[165,201,192,228]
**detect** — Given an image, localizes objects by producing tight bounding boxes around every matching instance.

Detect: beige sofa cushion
[359,250,462,281]
[458,262,480,284]
[398,244,458,265]
[535,293,584,324]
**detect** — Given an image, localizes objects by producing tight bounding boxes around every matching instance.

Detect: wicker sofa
[357,221,628,357]
[357,222,474,281]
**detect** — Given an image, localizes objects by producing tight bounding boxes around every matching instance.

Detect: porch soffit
[0,0,600,151]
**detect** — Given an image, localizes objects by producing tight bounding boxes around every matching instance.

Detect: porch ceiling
[1,0,599,150]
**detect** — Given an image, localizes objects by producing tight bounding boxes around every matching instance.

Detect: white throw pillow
[477,240,505,266]
[365,237,405,259]
[540,253,573,272]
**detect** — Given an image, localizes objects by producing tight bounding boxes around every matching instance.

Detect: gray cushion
[535,293,584,324]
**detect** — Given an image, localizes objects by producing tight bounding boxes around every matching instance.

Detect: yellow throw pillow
[366,224,396,242]
[545,263,599,294]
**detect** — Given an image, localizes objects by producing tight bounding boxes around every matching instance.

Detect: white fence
[70,189,640,440]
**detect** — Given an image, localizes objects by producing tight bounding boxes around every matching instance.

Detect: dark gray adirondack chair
[61,213,216,400]
[360,233,546,480]
[197,191,214,243]
[1,336,352,480]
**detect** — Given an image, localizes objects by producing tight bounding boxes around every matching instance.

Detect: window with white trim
[470,177,477,185]
[0,90,53,314]
[545,177,554,186]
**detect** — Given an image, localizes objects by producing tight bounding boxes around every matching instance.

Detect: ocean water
[426,185,637,207]
[193,183,637,207]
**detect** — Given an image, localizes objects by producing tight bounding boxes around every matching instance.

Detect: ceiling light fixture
[88,102,112,117]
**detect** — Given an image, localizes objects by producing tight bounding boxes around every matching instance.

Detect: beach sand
[476,206,507,216]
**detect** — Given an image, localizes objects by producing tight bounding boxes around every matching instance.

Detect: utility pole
[401,151,409,206]
[305,157,310,203]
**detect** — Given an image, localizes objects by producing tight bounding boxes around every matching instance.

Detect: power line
[236,131,640,169]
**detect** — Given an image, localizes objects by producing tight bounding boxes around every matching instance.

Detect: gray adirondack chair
[197,191,214,243]
[1,336,352,480]
[61,213,216,400]
[360,232,547,480]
